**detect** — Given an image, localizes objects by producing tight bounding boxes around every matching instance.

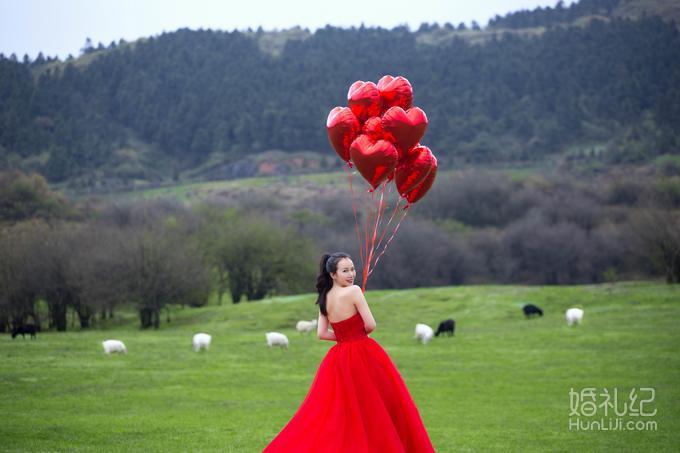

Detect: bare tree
[125,223,210,328]
[0,222,48,331]
[502,213,592,284]
[630,208,680,283]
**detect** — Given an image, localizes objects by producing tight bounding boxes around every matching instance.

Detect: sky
[0,0,575,59]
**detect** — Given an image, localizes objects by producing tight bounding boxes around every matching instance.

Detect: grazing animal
[414,323,434,344]
[192,333,212,352]
[296,319,318,334]
[565,308,584,326]
[11,324,37,339]
[266,332,289,349]
[435,319,455,337]
[523,304,544,318]
[102,340,127,355]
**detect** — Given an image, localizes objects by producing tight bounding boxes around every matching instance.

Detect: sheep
[11,324,37,339]
[295,319,318,334]
[266,332,289,349]
[192,333,212,352]
[565,308,584,326]
[435,319,455,337]
[414,323,434,345]
[523,304,544,318]
[102,340,127,355]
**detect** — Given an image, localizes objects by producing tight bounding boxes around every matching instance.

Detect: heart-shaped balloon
[362,116,384,141]
[395,145,434,196]
[377,75,413,112]
[381,106,428,158]
[327,107,361,163]
[349,134,398,189]
[404,154,437,205]
[347,81,381,122]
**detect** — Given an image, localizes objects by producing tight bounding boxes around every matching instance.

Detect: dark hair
[315,252,351,316]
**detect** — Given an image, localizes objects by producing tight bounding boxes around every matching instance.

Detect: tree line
[1,165,678,332]
[0,172,317,331]
[488,0,621,29]
[0,6,678,187]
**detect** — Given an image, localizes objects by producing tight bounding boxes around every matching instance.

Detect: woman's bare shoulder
[341,285,363,297]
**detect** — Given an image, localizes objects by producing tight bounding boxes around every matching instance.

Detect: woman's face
[331,258,356,287]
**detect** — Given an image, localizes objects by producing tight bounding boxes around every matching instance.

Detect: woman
[263,252,435,452]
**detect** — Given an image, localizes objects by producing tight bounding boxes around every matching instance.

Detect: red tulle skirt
[263,312,435,452]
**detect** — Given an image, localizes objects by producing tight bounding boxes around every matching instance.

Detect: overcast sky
[1,0,574,59]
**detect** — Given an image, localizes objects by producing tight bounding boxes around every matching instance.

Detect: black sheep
[11,324,37,339]
[522,304,543,318]
[435,319,455,337]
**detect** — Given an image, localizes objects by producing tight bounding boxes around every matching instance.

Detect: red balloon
[405,154,437,205]
[349,135,398,189]
[362,116,384,141]
[347,81,381,122]
[377,75,413,112]
[395,145,434,197]
[326,107,361,162]
[381,106,428,158]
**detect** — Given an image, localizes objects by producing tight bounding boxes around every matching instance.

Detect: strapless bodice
[330,312,368,343]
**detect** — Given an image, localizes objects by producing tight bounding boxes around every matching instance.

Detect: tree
[125,224,210,328]
[0,171,72,224]
[630,209,680,283]
[80,37,94,55]
[40,225,83,331]
[198,209,315,303]
[0,222,45,331]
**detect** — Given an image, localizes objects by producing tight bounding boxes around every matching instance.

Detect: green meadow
[1,282,679,452]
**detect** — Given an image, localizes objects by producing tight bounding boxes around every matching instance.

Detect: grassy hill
[72,159,552,204]
[2,282,678,451]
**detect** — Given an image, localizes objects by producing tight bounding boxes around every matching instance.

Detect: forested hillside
[0,0,679,189]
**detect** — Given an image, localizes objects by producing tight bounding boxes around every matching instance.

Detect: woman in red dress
[264,252,435,452]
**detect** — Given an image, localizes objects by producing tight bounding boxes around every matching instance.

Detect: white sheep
[296,319,318,334]
[102,339,127,355]
[566,308,584,326]
[414,323,434,345]
[192,333,212,352]
[266,332,289,349]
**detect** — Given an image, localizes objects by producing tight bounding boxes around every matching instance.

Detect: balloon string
[376,180,392,235]
[368,203,409,277]
[374,181,392,261]
[373,187,401,256]
[365,180,387,288]
[361,186,375,291]
[360,185,369,290]
[343,163,363,267]
[372,183,398,262]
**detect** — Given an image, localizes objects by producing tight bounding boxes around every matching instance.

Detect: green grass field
[2,282,679,452]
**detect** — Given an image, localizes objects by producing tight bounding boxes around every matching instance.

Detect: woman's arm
[317,312,337,341]
[351,285,377,333]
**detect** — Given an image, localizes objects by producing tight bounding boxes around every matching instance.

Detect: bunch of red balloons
[325,76,438,290]
[327,75,437,206]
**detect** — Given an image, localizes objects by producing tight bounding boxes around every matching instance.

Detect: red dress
[263,312,435,452]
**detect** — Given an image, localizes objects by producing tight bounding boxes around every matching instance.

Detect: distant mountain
[0,0,678,191]
[488,0,680,29]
